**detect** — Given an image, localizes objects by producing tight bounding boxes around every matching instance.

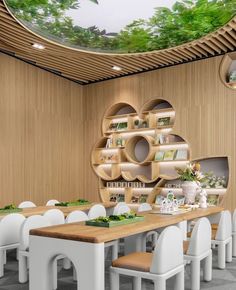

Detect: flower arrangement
[175,162,205,182]
[201,172,226,188]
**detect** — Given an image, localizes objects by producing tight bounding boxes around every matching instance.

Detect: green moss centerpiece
[55,199,90,207]
[0,204,22,215]
[86,212,144,228]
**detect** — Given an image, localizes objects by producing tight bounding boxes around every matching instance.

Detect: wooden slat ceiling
[0,0,236,85]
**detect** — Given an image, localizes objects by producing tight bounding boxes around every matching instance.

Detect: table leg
[29,235,105,290]
[124,233,143,254]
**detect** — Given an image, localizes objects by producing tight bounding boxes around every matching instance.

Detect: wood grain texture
[0,53,85,207]
[84,55,236,211]
[30,207,223,243]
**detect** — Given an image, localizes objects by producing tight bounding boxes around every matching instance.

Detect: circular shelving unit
[219,52,236,90]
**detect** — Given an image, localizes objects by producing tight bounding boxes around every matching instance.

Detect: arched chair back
[232,209,236,232]
[18,201,36,209]
[43,209,65,225]
[138,203,152,212]
[88,204,106,219]
[19,215,51,251]
[46,200,59,206]
[187,217,211,256]
[66,210,88,223]
[151,226,183,275]
[113,204,130,215]
[216,210,232,241]
[0,214,26,246]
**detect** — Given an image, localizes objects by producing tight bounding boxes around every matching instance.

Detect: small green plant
[3,204,17,210]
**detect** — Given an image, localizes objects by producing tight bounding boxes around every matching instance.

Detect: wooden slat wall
[0,53,85,207]
[84,55,236,211]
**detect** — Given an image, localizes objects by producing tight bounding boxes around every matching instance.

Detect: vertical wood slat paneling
[0,52,84,206]
[84,55,236,211]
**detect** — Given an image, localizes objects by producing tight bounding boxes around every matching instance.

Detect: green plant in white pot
[175,162,205,204]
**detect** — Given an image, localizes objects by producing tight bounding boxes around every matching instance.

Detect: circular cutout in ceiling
[5,0,236,54]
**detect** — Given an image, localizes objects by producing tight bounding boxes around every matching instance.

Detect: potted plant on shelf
[175,162,205,204]
[134,119,139,129]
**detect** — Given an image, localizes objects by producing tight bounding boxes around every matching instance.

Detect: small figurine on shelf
[199,188,208,208]
[134,119,139,129]
[142,120,148,128]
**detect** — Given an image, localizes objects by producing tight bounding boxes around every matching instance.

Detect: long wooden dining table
[0,202,115,219]
[29,206,223,290]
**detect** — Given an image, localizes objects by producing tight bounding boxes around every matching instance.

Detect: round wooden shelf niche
[125,135,154,165]
[220,52,236,90]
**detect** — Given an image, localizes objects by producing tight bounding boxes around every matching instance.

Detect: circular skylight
[5,0,236,54]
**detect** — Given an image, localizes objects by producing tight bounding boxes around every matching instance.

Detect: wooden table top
[30,206,223,243]
[0,202,115,218]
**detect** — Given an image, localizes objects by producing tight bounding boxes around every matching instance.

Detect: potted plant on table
[175,162,205,204]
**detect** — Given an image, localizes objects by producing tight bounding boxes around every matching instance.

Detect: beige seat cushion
[183,240,189,254]
[112,252,153,272]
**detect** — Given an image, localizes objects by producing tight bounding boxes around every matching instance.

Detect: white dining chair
[88,204,107,219]
[43,209,65,225]
[184,217,212,290]
[0,213,25,277]
[232,209,236,257]
[19,215,51,284]
[211,210,232,269]
[65,210,88,223]
[18,201,36,209]
[113,204,130,215]
[137,203,152,212]
[46,200,60,206]
[110,226,184,290]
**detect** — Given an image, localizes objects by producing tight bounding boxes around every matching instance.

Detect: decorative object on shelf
[155,195,165,205]
[165,183,181,188]
[228,70,236,83]
[154,133,165,145]
[134,119,139,129]
[207,194,219,206]
[201,172,226,189]
[106,138,113,148]
[154,151,165,161]
[163,149,176,161]
[176,162,205,204]
[199,188,207,208]
[175,149,188,160]
[157,116,170,126]
[116,137,125,147]
[142,120,148,128]
[131,195,139,203]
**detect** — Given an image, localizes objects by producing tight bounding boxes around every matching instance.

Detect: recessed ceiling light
[112,65,122,71]
[32,43,45,50]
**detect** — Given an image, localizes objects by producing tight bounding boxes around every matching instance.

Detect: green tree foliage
[6,0,236,53]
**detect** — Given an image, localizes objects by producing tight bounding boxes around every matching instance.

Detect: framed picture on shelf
[154,151,165,161]
[207,194,219,206]
[117,194,125,202]
[163,150,176,161]
[155,195,165,205]
[131,195,139,203]
[109,123,118,131]
[157,116,171,127]
[139,194,148,203]
[175,149,188,160]
[109,194,117,202]
[117,122,128,131]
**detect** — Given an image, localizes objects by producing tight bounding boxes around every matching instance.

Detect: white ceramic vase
[181,181,199,204]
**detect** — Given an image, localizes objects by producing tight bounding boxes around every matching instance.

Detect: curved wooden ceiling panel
[0,0,236,85]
